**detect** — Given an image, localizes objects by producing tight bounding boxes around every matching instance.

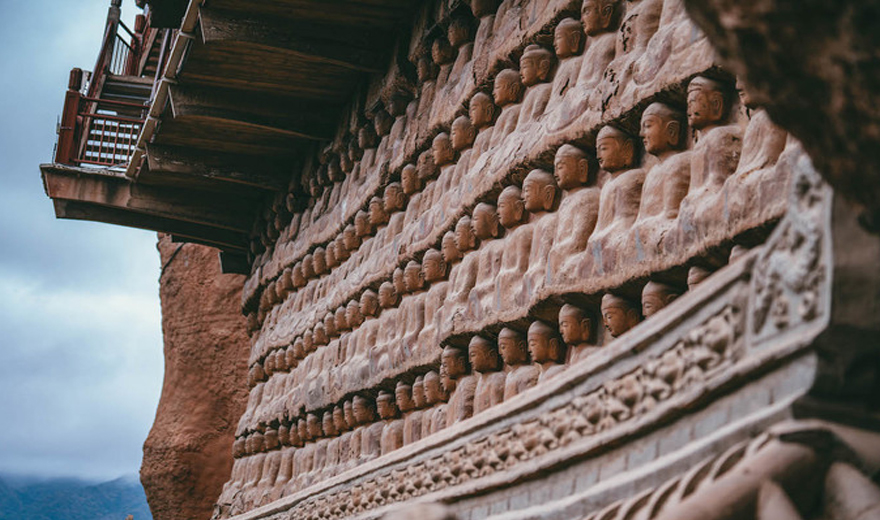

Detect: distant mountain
[0,474,151,520]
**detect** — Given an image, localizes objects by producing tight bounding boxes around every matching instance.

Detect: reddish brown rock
[141,235,250,520]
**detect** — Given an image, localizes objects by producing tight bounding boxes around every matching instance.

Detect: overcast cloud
[0,0,164,480]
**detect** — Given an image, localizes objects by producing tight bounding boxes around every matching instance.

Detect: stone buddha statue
[322,411,341,478]
[377,390,404,456]
[547,17,586,128]
[342,223,361,254]
[727,77,789,222]
[405,376,426,445]
[521,168,561,303]
[469,91,497,163]
[401,163,424,232]
[678,76,743,237]
[353,394,381,463]
[489,69,525,148]
[443,216,480,337]
[517,44,555,131]
[334,233,351,263]
[369,195,389,230]
[346,299,364,330]
[394,381,417,446]
[528,320,567,382]
[383,181,407,244]
[597,0,663,107]
[442,345,477,427]
[313,247,328,277]
[641,281,681,318]
[468,202,504,324]
[687,265,712,291]
[399,261,426,366]
[565,0,621,119]
[301,253,316,281]
[558,303,597,364]
[416,249,449,359]
[355,209,374,241]
[494,185,533,315]
[432,132,458,205]
[586,125,646,270]
[449,115,477,190]
[499,327,539,400]
[633,102,691,254]
[423,370,449,435]
[600,293,642,338]
[470,335,506,414]
[442,230,462,265]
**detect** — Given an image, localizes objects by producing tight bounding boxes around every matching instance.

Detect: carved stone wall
[213,1,847,519]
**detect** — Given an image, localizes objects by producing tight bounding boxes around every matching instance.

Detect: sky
[0,0,164,481]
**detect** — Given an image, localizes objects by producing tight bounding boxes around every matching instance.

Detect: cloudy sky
[0,0,164,480]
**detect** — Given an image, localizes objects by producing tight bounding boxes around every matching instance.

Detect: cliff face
[141,235,249,520]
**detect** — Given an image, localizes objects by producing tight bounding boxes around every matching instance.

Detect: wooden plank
[168,84,337,140]
[54,199,248,252]
[199,7,389,73]
[41,163,255,232]
[146,143,291,191]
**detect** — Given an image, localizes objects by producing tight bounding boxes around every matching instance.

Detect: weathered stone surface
[142,235,250,520]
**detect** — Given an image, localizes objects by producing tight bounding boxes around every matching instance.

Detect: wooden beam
[41,163,254,233]
[146,143,290,191]
[55,200,248,252]
[168,84,337,141]
[199,7,388,73]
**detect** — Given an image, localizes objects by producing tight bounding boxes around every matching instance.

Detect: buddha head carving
[372,108,393,137]
[404,260,425,293]
[335,234,351,261]
[378,281,399,309]
[472,202,501,240]
[441,345,470,381]
[355,210,372,238]
[346,299,364,328]
[324,311,338,338]
[325,242,339,268]
[581,0,622,36]
[302,254,316,279]
[455,215,478,252]
[343,399,355,429]
[442,231,462,265]
[729,244,750,263]
[432,36,455,66]
[596,125,636,173]
[469,92,496,130]
[471,0,500,17]
[528,320,565,363]
[333,405,346,433]
[497,186,526,229]
[292,337,306,360]
[288,420,303,447]
[498,327,529,366]
[559,303,592,346]
[302,330,315,353]
[352,395,377,425]
[252,431,266,453]
[335,305,350,332]
[393,267,407,295]
[687,265,712,290]
[493,69,524,107]
[313,247,328,275]
[417,52,439,83]
[554,144,591,190]
[451,115,476,151]
[554,17,585,58]
[422,248,447,283]
[401,164,420,195]
[339,149,353,174]
[469,335,501,373]
[369,196,389,227]
[327,156,344,183]
[418,149,437,180]
[360,289,379,318]
[395,381,415,413]
[423,370,448,404]
[358,125,378,150]
[343,224,361,251]
[323,411,338,437]
[307,413,323,439]
[523,169,559,213]
[285,345,298,369]
[687,76,730,130]
[296,419,309,444]
[640,102,686,157]
[264,427,280,450]
[384,182,406,214]
[376,390,399,420]
[432,132,455,167]
[448,16,474,48]
[641,281,681,318]
[412,376,427,409]
[520,45,555,87]
[600,293,642,338]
